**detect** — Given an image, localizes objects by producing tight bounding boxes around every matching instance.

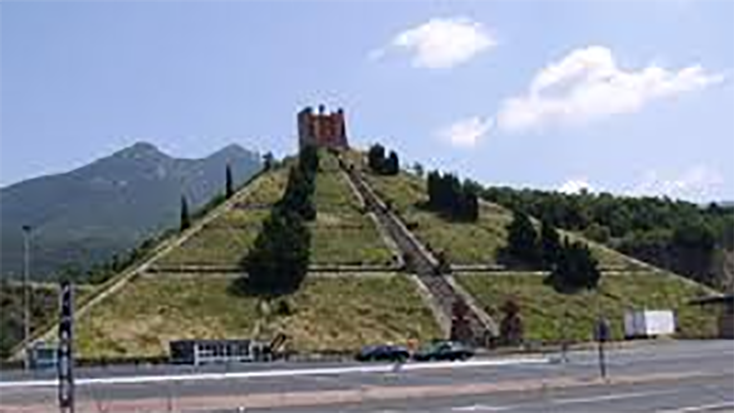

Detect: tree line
[426,171,479,221]
[505,211,601,291]
[367,144,399,175]
[484,187,734,288]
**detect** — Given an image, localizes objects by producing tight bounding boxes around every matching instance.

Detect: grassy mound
[155,152,393,268]
[456,272,717,343]
[75,274,440,358]
[155,168,289,267]
[364,169,642,269]
[257,275,441,352]
[310,152,394,265]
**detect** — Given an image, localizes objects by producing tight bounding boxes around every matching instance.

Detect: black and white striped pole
[58,280,75,413]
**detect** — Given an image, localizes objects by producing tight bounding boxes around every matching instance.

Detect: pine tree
[263,152,274,171]
[385,151,399,175]
[367,144,385,172]
[241,208,311,296]
[540,219,562,269]
[225,163,234,199]
[547,240,601,292]
[462,191,479,222]
[506,210,539,266]
[180,194,191,231]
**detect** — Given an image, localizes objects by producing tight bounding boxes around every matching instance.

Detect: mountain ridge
[0,141,261,280]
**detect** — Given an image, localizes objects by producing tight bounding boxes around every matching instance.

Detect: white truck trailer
[624,310,676,339]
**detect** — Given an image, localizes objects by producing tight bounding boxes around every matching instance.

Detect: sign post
[58,281,74,413]
[594,317,610,380]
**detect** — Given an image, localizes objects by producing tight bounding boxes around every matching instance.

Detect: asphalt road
[1,340,732,412]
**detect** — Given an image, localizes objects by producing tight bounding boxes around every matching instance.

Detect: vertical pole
[22,225,31,370]
[58,281,74,413]
[561,310,568,363]
[598,339,607,379]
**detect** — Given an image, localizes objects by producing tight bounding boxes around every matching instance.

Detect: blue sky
[1,0,732,202]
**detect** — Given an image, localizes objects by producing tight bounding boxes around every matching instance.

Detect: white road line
[0,357,549,389]
[655,401,734,413]
[451,390,678,412]
[452,404,512,411]
[551,389,679,405]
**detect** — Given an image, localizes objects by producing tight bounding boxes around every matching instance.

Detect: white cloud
[628,165,724,201]
[496,46,725,132]
[559,178,593,194]
[438,116,493,148]
[375,17,496,69]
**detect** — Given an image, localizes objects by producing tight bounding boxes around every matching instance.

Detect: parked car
[355,344,410,362]
[413,340,474,361]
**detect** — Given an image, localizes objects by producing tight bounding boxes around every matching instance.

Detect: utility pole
[22,224,31,370]
[560,310,570,363]
[58,280,75,413]
[594,316,610,380]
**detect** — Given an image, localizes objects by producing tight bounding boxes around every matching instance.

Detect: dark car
[413,341,474,362]
[355,344,410,362]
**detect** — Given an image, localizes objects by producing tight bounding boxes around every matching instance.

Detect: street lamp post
[22,224,31,370]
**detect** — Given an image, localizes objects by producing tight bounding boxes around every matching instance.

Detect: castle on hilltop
[297,105,349,150]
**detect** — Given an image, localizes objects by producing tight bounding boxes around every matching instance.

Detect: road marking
[655,401,734,413]
[452,404,512,411]
[551,389,678,405]
[0,357,550,389]
[451,390,677,412]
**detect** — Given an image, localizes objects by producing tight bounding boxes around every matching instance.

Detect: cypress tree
[367,144,385,172]
[506,210,539,266]
[540,219,562,269]
[180,194,191,231]
[263,152,274,171]
[385,151,399,175]
[242,209,310,296]
[548,240,601,292]
[225,163,234,199]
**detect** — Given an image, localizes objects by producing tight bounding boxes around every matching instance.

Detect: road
[0,340,732,412]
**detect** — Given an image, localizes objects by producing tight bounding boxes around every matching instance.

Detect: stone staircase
[340,159,498,347]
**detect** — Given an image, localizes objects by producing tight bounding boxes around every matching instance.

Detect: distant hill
[0,142,261,280]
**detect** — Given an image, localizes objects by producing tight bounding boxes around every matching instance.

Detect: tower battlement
[297,105,349,150]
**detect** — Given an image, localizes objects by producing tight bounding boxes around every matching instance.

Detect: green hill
[0,142,261,280]
[10,148,721,360]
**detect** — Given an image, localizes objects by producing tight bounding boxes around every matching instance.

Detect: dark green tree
[225,163,234,199]
[263,152,275,171]
[367,144,385,172]
[180,194,191,231]
[239,209,311,296]
[540,219,562,269]
[278,166,316,220]
[506,210,539,266]
[298,145,319,175]
[412,162,424,177]
[547,240,601,291]
[384,151,400,175]
[462,191,479,221]
[426,170,478,221]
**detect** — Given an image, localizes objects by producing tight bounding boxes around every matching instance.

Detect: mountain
[0,142,261,280]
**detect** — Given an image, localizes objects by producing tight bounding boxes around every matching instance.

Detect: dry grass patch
[456,272,717,343]
[76,274,441,358]
[262,275,442,352]
[76,278,259,358]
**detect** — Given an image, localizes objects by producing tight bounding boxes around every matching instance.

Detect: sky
[1,0,733,202]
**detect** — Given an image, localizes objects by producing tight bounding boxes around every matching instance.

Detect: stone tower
[297,105,349,150]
